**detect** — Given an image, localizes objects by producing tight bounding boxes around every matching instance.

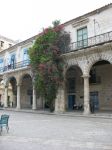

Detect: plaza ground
[0,110,112,150]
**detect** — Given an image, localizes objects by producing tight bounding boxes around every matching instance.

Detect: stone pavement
[0,110,112,150]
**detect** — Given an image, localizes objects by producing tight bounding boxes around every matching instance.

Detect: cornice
[72,18,89,28]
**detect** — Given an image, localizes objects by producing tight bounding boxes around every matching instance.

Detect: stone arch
[65,65,83,79]
[65,64,84,111]
[20,73,33,109]
[85,53,112,75]
[65,60,83,77]
[7,75,17,85]
[88,58,112,112]
[19,73,32,85]
[3,75,17,87]
[5,76,17,108]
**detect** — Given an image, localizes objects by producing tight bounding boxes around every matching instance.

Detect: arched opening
[89,60,112,112]
[66,66,83,111]
[21,74,33,109]
[7,77,17,108]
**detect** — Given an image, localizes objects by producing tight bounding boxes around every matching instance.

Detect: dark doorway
[90,91,99,111]
[8,96,10,107]
[30,96,33,105]
[68,95,75,110]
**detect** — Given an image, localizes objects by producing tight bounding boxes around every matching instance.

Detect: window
[77,27,88,48]
[23,48,30,66]
[0,58,3,72]
[0,41,4,47]
[23,48,29,60]
[11,54,16,63]
[9,54,16,69]
[24,48,28,54]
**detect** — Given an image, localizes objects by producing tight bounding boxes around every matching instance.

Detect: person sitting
[90,100,95,113]
[73,103,83,110]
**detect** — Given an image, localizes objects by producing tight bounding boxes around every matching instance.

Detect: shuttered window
[77,27,88,48]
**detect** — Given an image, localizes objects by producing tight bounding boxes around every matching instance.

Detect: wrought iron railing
[0,31,112,73]
[0,59,30,73]
[63,31,112,53]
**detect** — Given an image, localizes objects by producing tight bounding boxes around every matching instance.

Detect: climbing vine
[29,21,70,111]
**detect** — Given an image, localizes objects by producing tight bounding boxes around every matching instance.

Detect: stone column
[4,86,8,107]
[17,84,21,109]
[55,85,66,113]
[32,85,37,110]
[83,75,90,115]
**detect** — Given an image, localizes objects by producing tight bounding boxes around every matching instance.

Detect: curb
[0,108,112,119]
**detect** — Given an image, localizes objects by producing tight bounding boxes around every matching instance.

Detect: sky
[0,0,112,41]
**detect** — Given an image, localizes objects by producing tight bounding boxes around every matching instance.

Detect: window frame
[77,26,88,48]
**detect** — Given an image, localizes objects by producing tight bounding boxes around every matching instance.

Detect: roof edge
[63,3,112,26]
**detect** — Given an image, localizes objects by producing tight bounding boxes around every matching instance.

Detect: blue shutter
[10,54,16,63]
[0,58,3,63]
[0,58,3,72]
[23,48,29,60]
[23,48,30,66]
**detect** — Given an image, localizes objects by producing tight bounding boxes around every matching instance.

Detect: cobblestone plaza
[0,110,112,150]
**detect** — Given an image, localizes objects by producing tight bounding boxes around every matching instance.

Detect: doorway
[90,91,99,111]
[68,95,75,110]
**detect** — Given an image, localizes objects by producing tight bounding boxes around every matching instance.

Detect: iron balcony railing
[63,31,112,53]
[0,59,30,73]
[0,31,112,72]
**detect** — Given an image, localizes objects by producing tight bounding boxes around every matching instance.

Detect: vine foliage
[29,21,70,111]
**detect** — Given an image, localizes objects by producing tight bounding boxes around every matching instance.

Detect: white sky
[0,0,112,41]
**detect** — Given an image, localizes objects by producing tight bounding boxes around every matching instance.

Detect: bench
[0,114,9,133]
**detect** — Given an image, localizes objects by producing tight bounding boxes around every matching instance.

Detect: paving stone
[0,110,112,150]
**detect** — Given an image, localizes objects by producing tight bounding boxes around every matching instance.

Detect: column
[32,85,37,110]
[83,75,90,115]
[55,85,66,113]
[4,86,8,107]
[17,84,21,109]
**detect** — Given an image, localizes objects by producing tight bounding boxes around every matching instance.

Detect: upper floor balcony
[0,31,112,74]
[0,59,30,74]
[63,30,112,54]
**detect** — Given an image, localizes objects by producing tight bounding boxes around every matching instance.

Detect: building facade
[0,35,17,51]
[0,35,17,107]
[0,4,112,114]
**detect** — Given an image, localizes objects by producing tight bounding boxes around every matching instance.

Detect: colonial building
[0,4,112,114]
[0,36,17,107]
[0,35,16,51]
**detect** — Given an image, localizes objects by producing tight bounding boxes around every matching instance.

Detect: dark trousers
[90,104,94,113]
